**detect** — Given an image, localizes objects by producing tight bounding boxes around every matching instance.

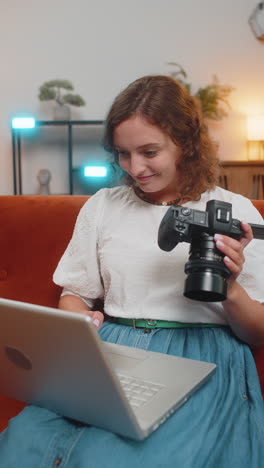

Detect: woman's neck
[134,186,185,206]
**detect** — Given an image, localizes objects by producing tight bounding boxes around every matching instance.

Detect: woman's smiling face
[113,115,182,203]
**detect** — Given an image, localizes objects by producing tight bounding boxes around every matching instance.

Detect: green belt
[112,318,225,329]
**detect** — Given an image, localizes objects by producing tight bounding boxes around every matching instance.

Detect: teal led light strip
[12,117,36,129]
[84,166,107,177]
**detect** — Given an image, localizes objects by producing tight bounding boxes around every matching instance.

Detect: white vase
[53,104,71,121]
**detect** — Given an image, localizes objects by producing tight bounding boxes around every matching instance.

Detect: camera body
[158,200,264,302]
[158,200,243,251]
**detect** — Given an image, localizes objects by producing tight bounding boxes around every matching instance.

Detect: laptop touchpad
[107,352,142,371]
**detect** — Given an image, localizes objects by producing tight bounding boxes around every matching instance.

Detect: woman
[1,75,264,467]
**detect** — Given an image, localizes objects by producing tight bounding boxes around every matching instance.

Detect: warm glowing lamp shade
[247,116,264,160]
[247,116,264,140]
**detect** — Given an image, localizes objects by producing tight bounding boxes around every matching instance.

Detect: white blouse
[53,185,264,324]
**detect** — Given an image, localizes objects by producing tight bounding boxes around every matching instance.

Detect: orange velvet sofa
[0,195,263,433]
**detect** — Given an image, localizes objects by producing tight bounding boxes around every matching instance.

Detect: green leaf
[38,79,85,106]
[167,63,234,120]
[41,79,74,90]
[167,62,188,79]
[195,80,234,120]
[63,94,86,106]
[38,85,56,101]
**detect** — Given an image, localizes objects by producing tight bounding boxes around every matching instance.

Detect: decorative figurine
[37,169,52,195]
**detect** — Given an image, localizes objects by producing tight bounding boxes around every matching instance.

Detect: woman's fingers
[239,222,254,248]
[213,224,253,280]
[80,310,105,329]
[214,234,244,268]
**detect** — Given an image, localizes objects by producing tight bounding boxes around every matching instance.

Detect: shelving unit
[11,123,264,199]
[220,160,264,199]
[11,120,104,195]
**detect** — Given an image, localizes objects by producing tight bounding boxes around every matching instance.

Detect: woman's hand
[58,295,104,329]
[214,222,253,294]
[213,223,264,346]
[80,310,105,329]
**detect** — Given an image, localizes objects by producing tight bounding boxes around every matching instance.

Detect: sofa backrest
[0,196,263,308]
[0,195,89,307]
[251,199,264,218]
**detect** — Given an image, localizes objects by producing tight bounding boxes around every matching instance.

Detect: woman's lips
[136,175,156,182]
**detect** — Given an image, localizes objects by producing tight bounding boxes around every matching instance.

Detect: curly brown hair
[103,75,220,200]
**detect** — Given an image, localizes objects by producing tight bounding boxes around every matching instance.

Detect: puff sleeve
[53,190,106,307]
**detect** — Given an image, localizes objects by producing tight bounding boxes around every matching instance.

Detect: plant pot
[53,104,71,121]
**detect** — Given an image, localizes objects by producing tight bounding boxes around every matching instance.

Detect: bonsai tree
[38,79,86,107]
[167,63,234,120]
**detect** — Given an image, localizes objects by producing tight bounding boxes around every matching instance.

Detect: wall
[0,0,263,194]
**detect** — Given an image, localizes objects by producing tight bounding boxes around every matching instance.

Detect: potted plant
[167,63,234,120]
[38,79,86,120]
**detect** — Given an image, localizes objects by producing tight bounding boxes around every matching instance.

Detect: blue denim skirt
[0,322,264,468]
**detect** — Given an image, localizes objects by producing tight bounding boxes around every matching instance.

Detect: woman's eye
[144,150,158,157]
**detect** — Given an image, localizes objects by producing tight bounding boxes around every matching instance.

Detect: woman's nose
[129,154,145,176]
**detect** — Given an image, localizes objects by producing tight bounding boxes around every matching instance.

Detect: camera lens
[183,233,231,302]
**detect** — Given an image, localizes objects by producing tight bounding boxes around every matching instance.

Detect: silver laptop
[0,298,216,440]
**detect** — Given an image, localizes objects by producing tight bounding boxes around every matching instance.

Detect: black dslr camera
[158,200,264,302]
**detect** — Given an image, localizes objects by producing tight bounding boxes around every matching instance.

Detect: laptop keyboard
[117,373,165,408]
